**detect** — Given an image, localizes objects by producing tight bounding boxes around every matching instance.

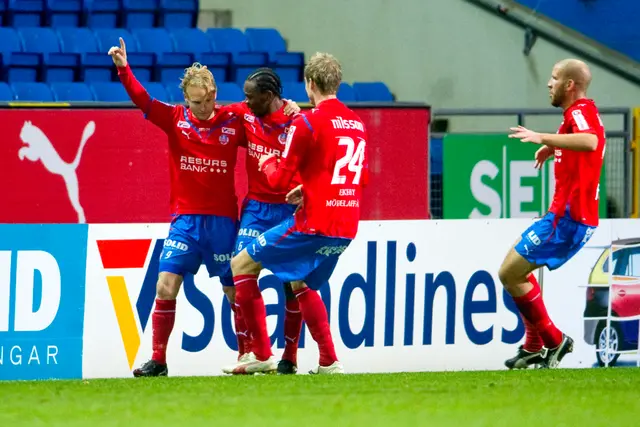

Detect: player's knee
[223,285,236,304]
[290,281,306,292]
[156,272,182,300]
[230,250,260,275]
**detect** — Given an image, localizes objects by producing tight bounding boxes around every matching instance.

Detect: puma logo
[18,120,95,223]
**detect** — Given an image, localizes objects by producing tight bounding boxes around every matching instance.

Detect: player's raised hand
[534,145,554,169]
[283,100,301,116]
[108,37,128,67]
[509,126,542,144]
[258,153,276,171]
[285,184,304,205]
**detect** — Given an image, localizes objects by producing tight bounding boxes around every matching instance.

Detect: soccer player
[502,58,605,369]
[220,68,307,375]
[108,37,246,377]
[230,52,368,375]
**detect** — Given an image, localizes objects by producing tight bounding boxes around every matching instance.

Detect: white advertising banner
[81,218,640,379]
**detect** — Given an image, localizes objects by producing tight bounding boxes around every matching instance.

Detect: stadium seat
[11,82,54,101]
[245,27,304,81]
[84,0,119,28]
[0,27,41,82]
[353,82,394,102]
[58,27,113,81]
[0,82,14,100]
[337,82,356,102]
[8,0,44,27]
[90,82,130,101]
[50,82,94,101]
[145,82,170,102]
[134,28,191,82]
[46,0,82,27]
[165,83,183,103]
[216,82,243,102]
[197,52,229,82]
[282,82,308,103]
[207,28,267,82]
[123,0,157,29]
[94,29,154,81]
[170,28,213,55]
[19,27,80,82]
[159,0,198,28]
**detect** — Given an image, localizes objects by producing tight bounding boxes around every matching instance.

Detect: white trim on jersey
[572,109,590,131]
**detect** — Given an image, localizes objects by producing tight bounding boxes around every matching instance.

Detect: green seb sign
[443,134,606,219]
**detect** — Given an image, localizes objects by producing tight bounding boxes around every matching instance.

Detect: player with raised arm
[228,52,368,375]
[501,59,605,369]
[220,68,307,375]
[108,37,246,377]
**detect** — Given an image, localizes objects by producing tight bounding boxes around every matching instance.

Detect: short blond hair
[180,62,216,94]
[304,52,342,95]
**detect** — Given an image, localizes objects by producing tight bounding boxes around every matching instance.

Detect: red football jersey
[223,102,301,204]
[118,65,246,220]
[262,98,368,239]
[549,98,606,226]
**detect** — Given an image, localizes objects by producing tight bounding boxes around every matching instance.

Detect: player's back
[297,98,367,239]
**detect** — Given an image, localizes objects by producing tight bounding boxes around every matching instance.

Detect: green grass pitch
[1,369,639,427]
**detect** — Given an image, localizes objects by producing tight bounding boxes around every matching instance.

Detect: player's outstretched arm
[109,37,174,131]
[509,125,597,151]
[260,116,311,190]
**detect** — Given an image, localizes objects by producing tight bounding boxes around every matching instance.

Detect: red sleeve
[117,65,175,132]
[568,107,598,135]
[262,115,313,190]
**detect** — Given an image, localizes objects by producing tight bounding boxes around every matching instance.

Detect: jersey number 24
[332,137,366,185]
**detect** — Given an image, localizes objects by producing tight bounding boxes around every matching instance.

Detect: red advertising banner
[0,106,430,223]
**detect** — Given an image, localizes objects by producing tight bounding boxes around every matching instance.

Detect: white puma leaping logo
[18,120,95,223]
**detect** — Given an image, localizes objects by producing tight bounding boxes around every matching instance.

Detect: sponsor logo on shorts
[212,253,232,263]
[526,230,541,246]
[316,245,349,256]
[238,228,260,238]
[163,239,188,251]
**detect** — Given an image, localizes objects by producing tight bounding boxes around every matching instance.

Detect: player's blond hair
[180,62,216,95]
[304,52,342,95]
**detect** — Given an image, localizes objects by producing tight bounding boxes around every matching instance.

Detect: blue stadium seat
[11,82,54,101]
[94,29,155,81]
[337,83,356,102]
[165,84,183,103]
[84,0,119,28]
[171,28,212,55]
[0,27,41,82]
[197,52,229,82]
[8,0,44,27]
[50,82,94,101]
[58,28,113,82]
[134,28,191,82]
[123,0,157,29]
[0,82,14,100]
[46,0,81,27]
[353,82,394,102]
[19,27,79,82]
[216,82,243,102]
[207,28,267,82]
[90,82,130,101]
[145,82,170,102]
[245,28,285,57]
[282,82,308,103]
[159,0,198,28]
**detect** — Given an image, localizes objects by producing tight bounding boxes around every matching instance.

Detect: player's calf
[133,272,182,377]
[279,281,302,374]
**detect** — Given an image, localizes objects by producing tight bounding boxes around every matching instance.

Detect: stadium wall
[2,219,639,381]
[0,105,430,223]
[201,0,640,112]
